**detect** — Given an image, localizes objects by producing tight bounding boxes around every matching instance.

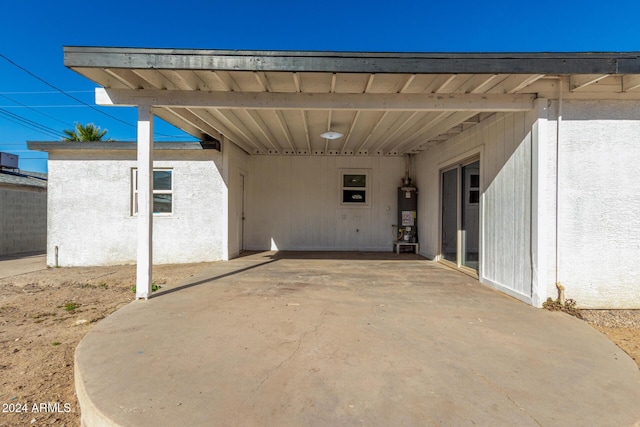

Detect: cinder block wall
[0,187,47,255]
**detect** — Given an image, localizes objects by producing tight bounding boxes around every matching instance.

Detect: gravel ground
[581,309,640,369]
[581,310,640,328]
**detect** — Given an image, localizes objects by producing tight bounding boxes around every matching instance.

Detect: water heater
[398,185,418,243]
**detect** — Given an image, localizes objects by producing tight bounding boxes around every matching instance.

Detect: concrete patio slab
[75,252,640,426]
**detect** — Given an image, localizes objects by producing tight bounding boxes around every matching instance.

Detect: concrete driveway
[75,252,640,426]
[0,252,46,279]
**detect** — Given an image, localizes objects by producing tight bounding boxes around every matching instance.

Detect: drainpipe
[555,79,564,304]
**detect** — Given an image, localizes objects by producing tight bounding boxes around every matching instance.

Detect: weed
[52,342,61,346]
[64,302,80,312]
[131,282,162,293]
[99,283,108,289]
[542,297,583,319]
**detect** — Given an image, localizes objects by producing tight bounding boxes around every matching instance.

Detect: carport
[62,48,640,306]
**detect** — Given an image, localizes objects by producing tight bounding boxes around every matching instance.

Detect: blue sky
[2,0,640,172]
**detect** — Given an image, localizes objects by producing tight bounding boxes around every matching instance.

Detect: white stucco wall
[415,110,539,304]
[46,149,226,266]
[245,156,404,251]
[555,100,640,308]
[0,186,47,255]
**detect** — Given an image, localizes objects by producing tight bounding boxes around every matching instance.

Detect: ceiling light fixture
[320,131,344,140]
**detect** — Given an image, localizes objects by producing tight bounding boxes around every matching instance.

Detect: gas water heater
[397,181,418,243]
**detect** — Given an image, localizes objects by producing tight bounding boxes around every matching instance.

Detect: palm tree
[62,123,113,142]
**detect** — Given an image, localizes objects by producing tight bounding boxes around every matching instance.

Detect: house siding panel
[244,156,404,251]
[415,111,535,303]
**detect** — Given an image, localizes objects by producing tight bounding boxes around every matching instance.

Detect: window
[341,170,369,205]
[468,174,480,204]
[132,169,173,215]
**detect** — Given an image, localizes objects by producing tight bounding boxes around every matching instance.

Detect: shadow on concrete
[262,250,428,261]
[151,258,278,298]
[152,251,429,298]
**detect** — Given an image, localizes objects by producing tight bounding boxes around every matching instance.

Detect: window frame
[131,168,173,216]
[340,169,370,207]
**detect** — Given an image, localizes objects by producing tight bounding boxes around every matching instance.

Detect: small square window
[341,170,369,206]
[132,169,173,215]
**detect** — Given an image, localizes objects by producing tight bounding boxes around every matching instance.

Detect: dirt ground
[0,263,210,427]
[1,264,639,427]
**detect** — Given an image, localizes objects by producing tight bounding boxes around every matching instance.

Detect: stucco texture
[46,151,225,267]
[558,100,640,308]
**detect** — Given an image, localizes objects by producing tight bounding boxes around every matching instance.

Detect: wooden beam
[245,110,280,152]
[570,74,610,91]
[162,107,223,141]
[300,110,311,154]
[96,88,535,111]
[393,111,479,154]
[470,74,500,93]
[273,110,297,152]
[507,74,545,93]
[104,69,144,89]
[381,111,449,153]
[191,109,261,154]
[622,75,640,92]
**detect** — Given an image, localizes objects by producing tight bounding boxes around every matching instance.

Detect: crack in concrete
[471,369,542,426]
[254,319,324,393]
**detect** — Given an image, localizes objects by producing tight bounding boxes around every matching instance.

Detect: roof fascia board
[64,46,640,74]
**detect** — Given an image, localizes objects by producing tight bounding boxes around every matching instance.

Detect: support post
[136,105,154,299]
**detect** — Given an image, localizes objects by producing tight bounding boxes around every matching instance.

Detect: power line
[0,94,69,126]
[0,90,93,95]
[0,108,64,139]
[0,53,194,140]
[0,105,91,108]
[0,53,136,129]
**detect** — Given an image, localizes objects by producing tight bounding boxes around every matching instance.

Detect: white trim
[131,168,174,216]
[438,153,482,276]
[339,169,371,207]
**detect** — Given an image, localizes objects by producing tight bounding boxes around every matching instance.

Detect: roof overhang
[64,47,640,156]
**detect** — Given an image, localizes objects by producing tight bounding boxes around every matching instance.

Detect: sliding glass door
[440,159,480,273]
